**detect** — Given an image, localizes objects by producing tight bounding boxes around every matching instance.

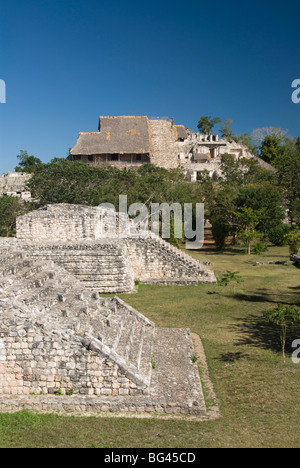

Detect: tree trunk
[281,325,287,363]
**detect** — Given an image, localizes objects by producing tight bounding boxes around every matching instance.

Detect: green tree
[15,150,43,173]
[265,304,299,363]
[237,133,258,154]
[268,224,290,247]
[28,158,128,207]
[219,120,258,153]
[209,186,238,249]
[219,154,273,187]
[168,212,185,247]
[0,196,27,237]
[274,139,300,224]
[285,229,300,255]
[219,153,244,185]
[260,135,282,164]
[236,185,285,240]
[197,116,221,135]
[217,270,243,294]
[220,119,236,141]
[233,206,265,255]
[291,199,300,228]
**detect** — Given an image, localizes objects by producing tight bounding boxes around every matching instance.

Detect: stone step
[10,261,53,282]
[0,258,30,278]
[127,319,145,368]
[7,269,56,297]
[140,278,199,286]
[149,232,210,268]
[82,282,131,292]
[138,323,155,377]
[0,250,24,266]
[17,265,79,307]
[91,296,155,382]
[0,249,155,392]
[109,298,155,381]
[0,254,56,288]
[114,313,137,361]
[21,285,63,310]
[150,328,206,414]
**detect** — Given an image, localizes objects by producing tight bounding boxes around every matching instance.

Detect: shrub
[268,224,290,246]
[264,304,299,363]
[253,242,268,255]
[285,229,300,255]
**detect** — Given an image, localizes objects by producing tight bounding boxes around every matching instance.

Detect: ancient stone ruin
[16,203,216,291]
[0,172,32,200]
[0,203,213,415]
[69,115,274,181]
[0,116,275,204]
[0,247,205,414]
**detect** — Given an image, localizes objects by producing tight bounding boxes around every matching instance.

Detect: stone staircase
[0,247,207,415]
[22,241,135,293]
[0,248,154,391]
[126,231,216,284]
[149,231,214,274]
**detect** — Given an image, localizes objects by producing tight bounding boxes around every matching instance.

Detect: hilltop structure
[69,115,273,181]
[0,116,274,201]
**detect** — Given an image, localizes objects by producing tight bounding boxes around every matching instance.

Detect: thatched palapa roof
[173,125,188,141]
[70,116,152,155]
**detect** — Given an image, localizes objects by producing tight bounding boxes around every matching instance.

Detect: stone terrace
[15,204,216,291]
[0,247,206,415]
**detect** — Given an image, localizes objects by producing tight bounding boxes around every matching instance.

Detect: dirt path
[191,333,221,421]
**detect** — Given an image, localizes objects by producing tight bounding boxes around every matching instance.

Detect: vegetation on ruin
[197,116,221,135]
[6,130,298,254]
[0,195,30,237]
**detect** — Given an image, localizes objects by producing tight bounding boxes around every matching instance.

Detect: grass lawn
[0,245,299,448]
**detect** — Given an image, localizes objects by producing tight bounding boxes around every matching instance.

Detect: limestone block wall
[125,234,216,283]
[0,249,154,396]
[17,204,133,242]
[17,204,99,243]
[149,120,178,169]
[0,172,32,200]
[15,204,216,289]
[0,323,134,397]
[181,159,222,181]
[0,247,207,416]
[18,236,215,291]
[23,241,135,293]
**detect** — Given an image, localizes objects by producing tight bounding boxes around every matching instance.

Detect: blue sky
[0,0,299,173]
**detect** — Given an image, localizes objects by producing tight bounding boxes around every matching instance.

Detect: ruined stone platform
[0,328,206,416]
[0,248,206,416]
[14,204,216,292]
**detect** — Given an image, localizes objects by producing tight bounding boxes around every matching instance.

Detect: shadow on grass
[218,351,250,363]
[231,291,300,307]
[232,315,300,355]
[190,246,246,256]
